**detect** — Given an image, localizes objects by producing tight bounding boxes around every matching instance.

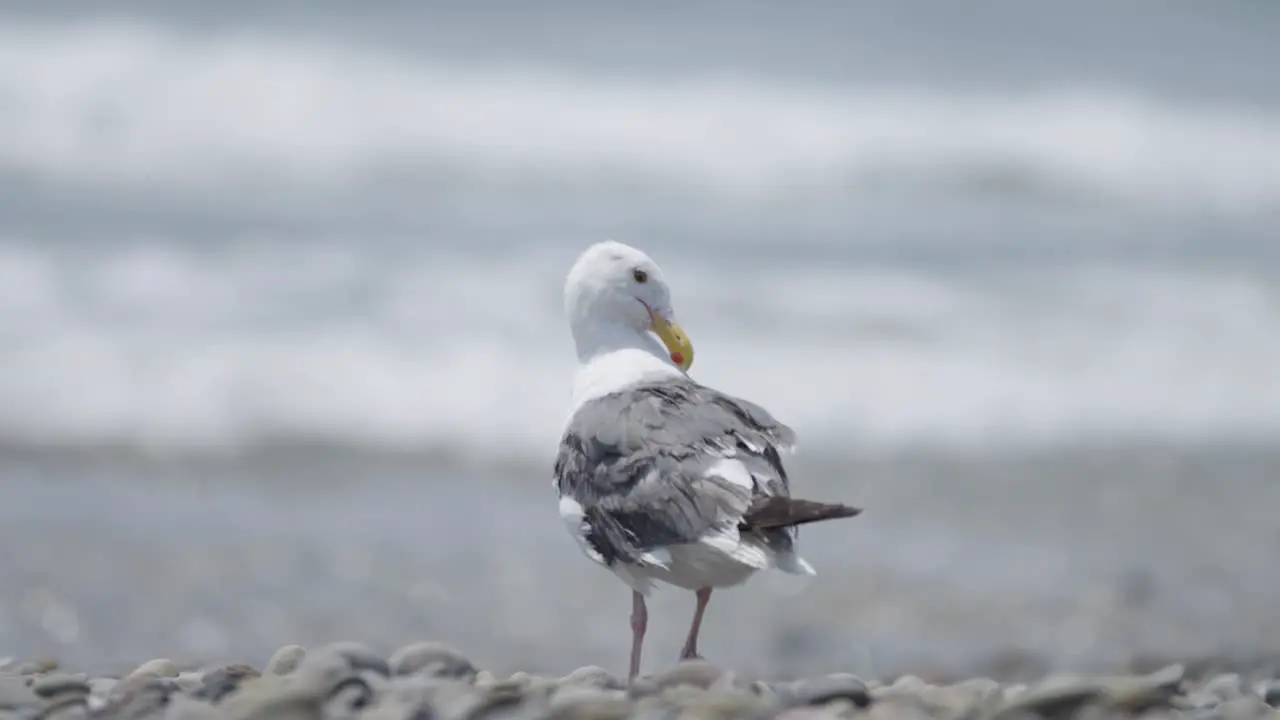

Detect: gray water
[0,0,1278,679]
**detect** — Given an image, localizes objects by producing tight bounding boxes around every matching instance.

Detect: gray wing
[553,378,796,567]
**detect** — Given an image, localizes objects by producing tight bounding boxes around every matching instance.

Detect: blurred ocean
[1,0,1278,680]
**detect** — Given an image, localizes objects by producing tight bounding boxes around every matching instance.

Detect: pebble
[0,645,1275,720]
[641,659,730,692]
[1205,672,1248,700]
[777,673,871,709]
[388,641,477,682]
[264,645,307,676]
[1261,680,1280,708]
[1217,695,1274,720]
[560,665,626,691]
[126,658,179,681]
[30,673,90,700]
[316,641,391,678]
[192,664,261,704]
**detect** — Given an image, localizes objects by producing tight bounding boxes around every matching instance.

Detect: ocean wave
[1,21,1279,214]
[0,239,1278,456]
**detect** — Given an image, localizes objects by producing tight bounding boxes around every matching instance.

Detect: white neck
[569,319,683,413]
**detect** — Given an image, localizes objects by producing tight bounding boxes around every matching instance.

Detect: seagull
[553,240,862,681]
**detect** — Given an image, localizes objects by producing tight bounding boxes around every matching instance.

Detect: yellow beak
[649,311,694,372]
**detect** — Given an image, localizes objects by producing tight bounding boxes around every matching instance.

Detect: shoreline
[4,643,1279,720]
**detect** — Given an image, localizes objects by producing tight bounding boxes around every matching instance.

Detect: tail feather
[740,496,862,531]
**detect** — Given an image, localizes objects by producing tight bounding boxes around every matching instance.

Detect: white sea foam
[1,21,1279,214]
[0,239,1277,455]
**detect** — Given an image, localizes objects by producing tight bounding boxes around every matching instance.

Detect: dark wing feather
[554,378,796,567]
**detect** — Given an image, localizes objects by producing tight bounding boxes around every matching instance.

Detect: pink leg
[629,591,647,681]
[679,587,713,660]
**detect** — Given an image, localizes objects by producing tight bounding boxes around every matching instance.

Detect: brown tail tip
[740,496,863,531]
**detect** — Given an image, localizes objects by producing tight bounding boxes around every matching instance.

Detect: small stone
[625,677,661,700]
[31,673,90,699]
[88,677,118,696]
[469,680,541,719]
[749,680,775,697]
[559,666,625,691]
[1217,695,1273,720]
[1093,664,1185,713]
[388,642,476,682]
[326,675,376,717]
[780,674,871,709]
[127,658,179,681]
[193,664,261,704]
[292,652,356,693]
[315,642,390,677]
[1002,684,1028,702]
[395,680,485,720]
[709,670,740,694]
[949,677,1002,709]
[223,685,325,720]
[17,659,59,676]
[265,645,307,676]
[1142,663,1186,692]
[891,675,928,691]
[99,675,174,720]
[669,690,772,719]
[173,672,204,694]
[1180,691,1222,710]
[504,671,533,688]
[646,660,728,691]
[546,686,632,720]
[987,681,1102,720]
[1262,681,1280,708]
[1205,673,1247,700]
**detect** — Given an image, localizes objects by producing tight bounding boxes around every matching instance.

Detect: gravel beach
[3,643,1280,720]
[4,446,1280,719]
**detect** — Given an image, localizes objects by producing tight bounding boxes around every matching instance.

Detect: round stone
[1217,696,1272,720]
[1181,691,1222,710]
[547,687,631,719]
[98,676,174,719]
[559,666,625,691]
[173,672,204,694]
[316,642,390,677]
[193,664,261,704]
[646,660,727,691]
[264,645,307,676]
[388,642,476,681]
[31,674,90,699]
[504,671,533,688]
[127,658,179,681]
[16,659,59,676]
[780,674,871,708]
[1262,681,1280,708]
[1204,673,1246,700]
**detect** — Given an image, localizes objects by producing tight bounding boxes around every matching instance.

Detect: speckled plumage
[554,377,852,594]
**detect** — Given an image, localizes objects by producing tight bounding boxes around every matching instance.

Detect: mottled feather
[554,377,807,568]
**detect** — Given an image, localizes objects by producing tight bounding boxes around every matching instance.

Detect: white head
[563,240,694,373]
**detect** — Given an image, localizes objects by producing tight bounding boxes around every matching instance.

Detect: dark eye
[632,268,649,284]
